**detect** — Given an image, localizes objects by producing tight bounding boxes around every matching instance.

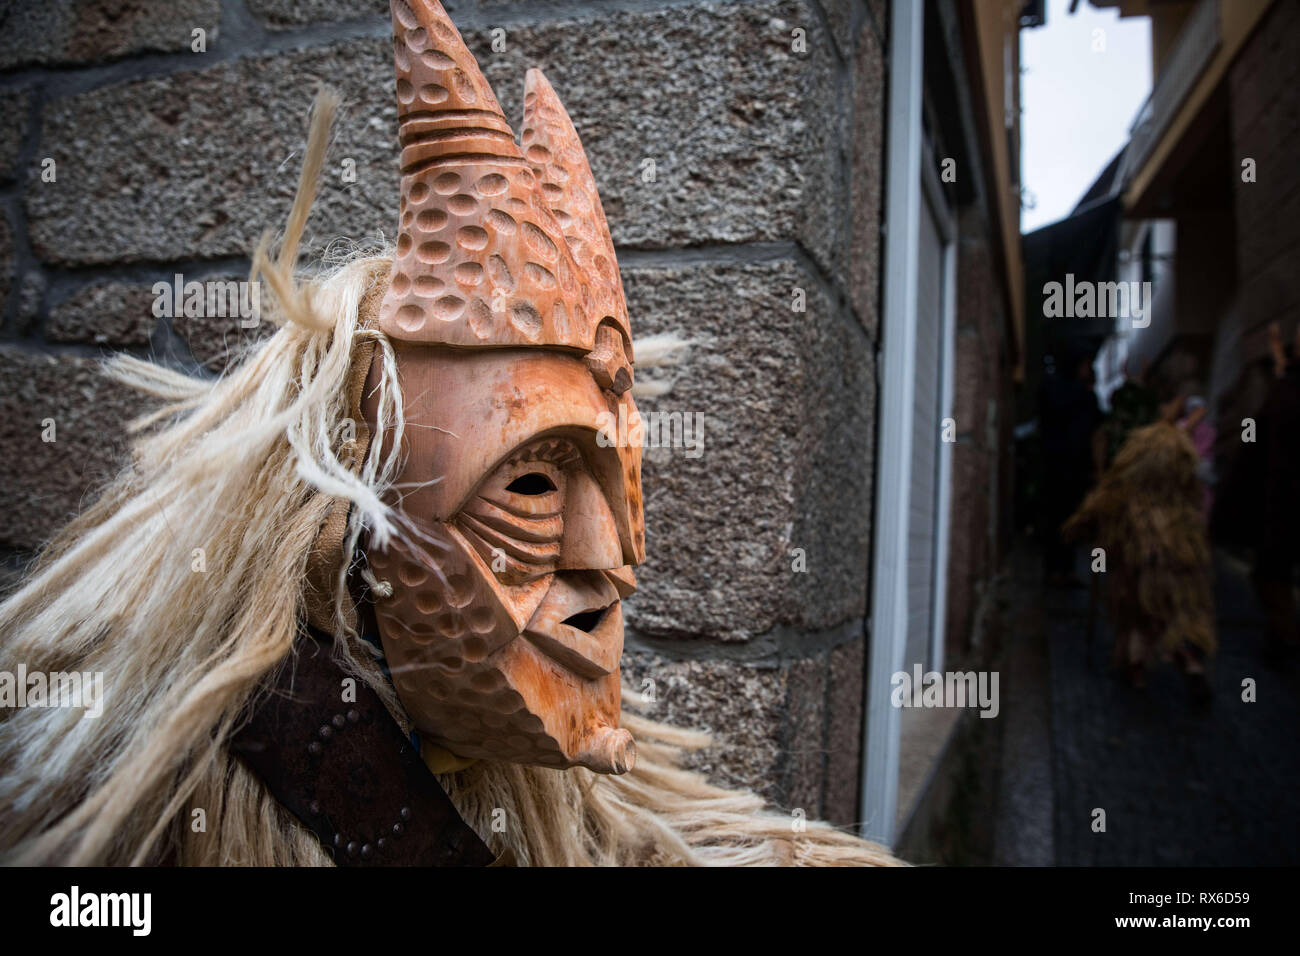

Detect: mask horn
[521,68,631,361]
[391,0,523,173]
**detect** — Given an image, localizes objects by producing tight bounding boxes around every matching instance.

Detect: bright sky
[1020,0,1152,233]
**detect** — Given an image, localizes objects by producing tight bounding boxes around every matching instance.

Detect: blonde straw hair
[0,93,895,867]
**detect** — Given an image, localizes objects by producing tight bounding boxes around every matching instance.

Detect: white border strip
[922,154,957,676]
[860,0,925,847]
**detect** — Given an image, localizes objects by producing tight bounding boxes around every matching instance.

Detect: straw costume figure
[1063,400,1215,696]
[0,0,894,867]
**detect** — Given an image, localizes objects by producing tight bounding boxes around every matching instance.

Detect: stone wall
[0,0,887,825]
[1227,0,1300,375]
[945,206,1011,664]
[1203,0,1300,475]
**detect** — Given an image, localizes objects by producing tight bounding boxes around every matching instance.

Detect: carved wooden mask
[360,0,644,774]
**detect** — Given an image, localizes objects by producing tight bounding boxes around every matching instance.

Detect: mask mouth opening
[521,571,623,677]
[562,603,613,634]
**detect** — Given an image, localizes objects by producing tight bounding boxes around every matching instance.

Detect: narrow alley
[996,541,1300,865]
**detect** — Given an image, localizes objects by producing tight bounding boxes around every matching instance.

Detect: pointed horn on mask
[382,1,597,350]
[391,0,522,172]
[521,68,632,363]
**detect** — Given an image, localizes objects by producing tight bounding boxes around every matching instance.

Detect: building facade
[1087,0,1297,465]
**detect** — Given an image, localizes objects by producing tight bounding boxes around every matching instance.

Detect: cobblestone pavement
[992,543,1055,866]
[1042,549,1300,865]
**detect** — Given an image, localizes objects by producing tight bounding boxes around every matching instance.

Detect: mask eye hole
[506,472,557,496]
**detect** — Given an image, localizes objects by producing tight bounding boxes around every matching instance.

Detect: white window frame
[861,0,958,847]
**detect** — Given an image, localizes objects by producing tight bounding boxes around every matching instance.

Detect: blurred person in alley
[1104,358,1159,466]
[1214,323,1300,659]
[1039,349,1104,587]
[1178,392,1216,518]
[1064,387,1215,701]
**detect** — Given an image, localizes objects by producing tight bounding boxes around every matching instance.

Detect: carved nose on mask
[558,470,622,570]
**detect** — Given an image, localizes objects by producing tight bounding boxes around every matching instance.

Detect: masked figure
[355,12,644,774]
[0,0,893,867]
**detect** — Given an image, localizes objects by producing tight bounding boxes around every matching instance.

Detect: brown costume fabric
[230,626,495,867]
[1063,421,1216,664]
